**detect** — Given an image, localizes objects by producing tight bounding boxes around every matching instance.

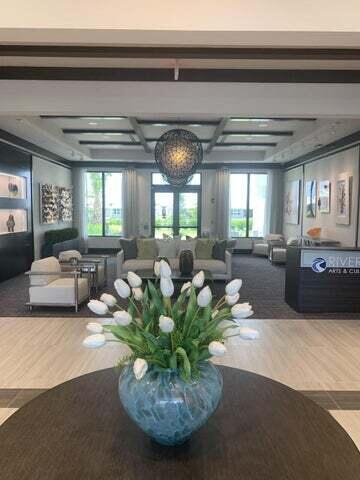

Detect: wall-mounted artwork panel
[336,172,351,225]
[0,209,27,234]
[305,180,317,218]
[284,180,300,225]
[318,180,331,214]
[40,183,59,224]
[0,172,26,199]
[59,187,73,222]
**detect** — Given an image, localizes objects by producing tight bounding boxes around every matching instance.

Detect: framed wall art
[284,180,301,225]
[59,187,73,222]
[0,172,26,199]
[305,180,317,218]
[318,180,331,214]
[40,183,59,224]
[336,173,351,225]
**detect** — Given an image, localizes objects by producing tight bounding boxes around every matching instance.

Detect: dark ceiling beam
[63,129,135,134]
[80,141,141,146]
[41,115,126,120]
[3,45,360,60]
[138,120,219,126]
[215,142,277,147]
[206,118,228,154]
[128,117,151,153]
[229,118,316,122]
[3,67,360,83]
[223,130,293,136]
[146,137,211,143]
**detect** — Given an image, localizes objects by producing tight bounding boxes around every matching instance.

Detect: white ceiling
[0,81,360,164]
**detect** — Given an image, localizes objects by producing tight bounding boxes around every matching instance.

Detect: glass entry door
[152,189,200,239]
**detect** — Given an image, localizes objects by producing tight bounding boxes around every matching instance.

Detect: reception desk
[285,246,360,313]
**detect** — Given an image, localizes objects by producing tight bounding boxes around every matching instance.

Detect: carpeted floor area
[0,254,359,319]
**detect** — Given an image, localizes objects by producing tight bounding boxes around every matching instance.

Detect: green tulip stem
[129,296,142,318]
[185,306,200,337]
[214,295,225,310]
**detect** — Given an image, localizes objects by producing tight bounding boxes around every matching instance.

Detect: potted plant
[84,260,254,446]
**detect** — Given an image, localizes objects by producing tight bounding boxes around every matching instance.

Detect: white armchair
[26,256,89,312]
[252,234,285,257]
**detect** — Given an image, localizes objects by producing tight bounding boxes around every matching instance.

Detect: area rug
[0,255,359,319]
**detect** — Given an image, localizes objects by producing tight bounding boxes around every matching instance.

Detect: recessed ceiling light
[103,132,124,136]
[84,116,124,121]
[153,123,168,127]
[228,133,269,137]
[231,118,271,123]
[89,122,98,126]
[189,124,201,127]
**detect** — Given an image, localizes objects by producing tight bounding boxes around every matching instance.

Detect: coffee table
[0,366,359,479]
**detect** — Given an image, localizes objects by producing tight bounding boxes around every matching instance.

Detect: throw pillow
[178,240,196,257]
[195,238,216,260]
[120,238,138,261]
[137,238,158,259]
[212,240,227,261]
[156,239,177,258]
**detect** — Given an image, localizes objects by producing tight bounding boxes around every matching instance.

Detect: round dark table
[0,366,359,479]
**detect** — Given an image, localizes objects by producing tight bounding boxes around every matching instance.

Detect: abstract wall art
[284,180,301,225]
[59,187,73,222]
[40,183,59,224]
[318,180,331,214]
[336,173,351,225]
[305,180,317,218]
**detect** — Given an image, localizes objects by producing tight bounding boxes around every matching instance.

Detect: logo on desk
[311,257,327,273]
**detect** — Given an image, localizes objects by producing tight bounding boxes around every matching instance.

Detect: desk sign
[301,249,360,275]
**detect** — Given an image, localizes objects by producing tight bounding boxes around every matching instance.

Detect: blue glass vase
[118,361,223,446]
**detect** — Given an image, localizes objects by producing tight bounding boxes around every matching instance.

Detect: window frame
[151,173,202,238]
[229,172,268,239]
[86,170,123,238]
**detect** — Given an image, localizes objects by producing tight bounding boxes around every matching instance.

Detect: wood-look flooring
[0,317,360,450]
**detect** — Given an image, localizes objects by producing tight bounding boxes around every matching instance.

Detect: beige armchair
[26,256,89,312]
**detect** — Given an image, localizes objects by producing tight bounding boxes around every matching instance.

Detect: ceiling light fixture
[231,118,271,123]
[155,129,203,186]
[153,123,169,127]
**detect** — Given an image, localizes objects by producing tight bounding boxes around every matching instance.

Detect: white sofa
[26,256,89,311]
[58,249,106,289]
[117,239,232,280]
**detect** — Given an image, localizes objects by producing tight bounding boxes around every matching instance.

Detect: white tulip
[159,259,172,278]
[211,309,219,319]
[197,286,212,308]
[114,279,131,299]
[154,261,161,277]
[181,281,192,296]
[208,341,227,357]
[132,287,143,301]
[86,322,104,334]
[100,293,117,307]
[225,279,243,296]
[82,334,106,349]
[113,310,132,326]
[225,293,240,306]
[231,303,254,319]
[133,358,148,380]
[127,271,142,288]
[159,315,175,333]
[192,270,205,288]
[239,327,259,340]
[160,277,174,297]
[87,300,109,315]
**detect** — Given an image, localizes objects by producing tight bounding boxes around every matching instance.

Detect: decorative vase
[118,361,223,446]
[179,249,194,275]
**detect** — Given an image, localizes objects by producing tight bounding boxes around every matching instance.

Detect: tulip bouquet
[84,260,254,382]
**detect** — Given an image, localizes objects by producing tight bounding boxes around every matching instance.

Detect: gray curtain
[265,169,284,235]
[72,167,88,253]
[122,168,138,237]
[214,168,230,239]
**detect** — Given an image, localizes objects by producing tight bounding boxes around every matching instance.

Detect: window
[86,172,123,236]
[229,173,268,238]
[151,173,201,238]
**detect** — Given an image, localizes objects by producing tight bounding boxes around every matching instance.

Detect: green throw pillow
[120,237,138,261]
[195,238,215,259]
[137,238,158,259]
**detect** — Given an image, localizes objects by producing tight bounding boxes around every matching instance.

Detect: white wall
[283,146,360,247]
[32,156,72,259]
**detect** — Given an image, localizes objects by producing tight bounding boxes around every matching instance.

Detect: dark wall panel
[0,143,33,282]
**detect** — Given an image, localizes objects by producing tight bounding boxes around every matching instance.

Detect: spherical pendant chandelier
[154,129,203,186]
